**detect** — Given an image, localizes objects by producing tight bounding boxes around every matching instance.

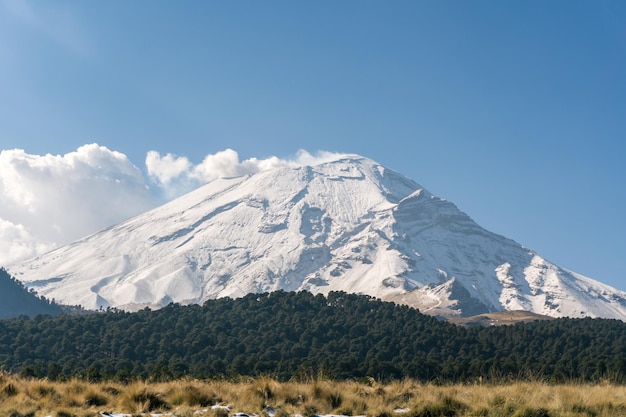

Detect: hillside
[8,155,626,320]
[0,291,624,382]
[0,268,62,319]
[447,310,555,327]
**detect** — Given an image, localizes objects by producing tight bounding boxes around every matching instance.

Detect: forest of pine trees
[0,289,625,383]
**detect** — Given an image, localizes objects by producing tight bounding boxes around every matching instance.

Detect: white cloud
[0,144,158,266]
[145,150,192,184]
[0,218,55,265]
[146,148,349,198]
[290,149,351,166]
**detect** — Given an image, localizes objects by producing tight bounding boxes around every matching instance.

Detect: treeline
[0,290,625,383]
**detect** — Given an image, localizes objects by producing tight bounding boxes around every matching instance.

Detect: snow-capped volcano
[8,155,626,320]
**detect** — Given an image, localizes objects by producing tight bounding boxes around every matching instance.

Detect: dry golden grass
[1,371,626,417]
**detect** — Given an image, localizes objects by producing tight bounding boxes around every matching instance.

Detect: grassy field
[1,372,626,417]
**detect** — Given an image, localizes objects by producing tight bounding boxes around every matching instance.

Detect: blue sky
[1,1,625,290]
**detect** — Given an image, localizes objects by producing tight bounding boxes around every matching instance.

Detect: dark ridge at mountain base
[0,290,624,383]
[0,268,63,319]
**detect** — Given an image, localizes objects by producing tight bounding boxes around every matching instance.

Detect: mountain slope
[447,310,554,327]
[0,268,62,319]
[8,155,626,319]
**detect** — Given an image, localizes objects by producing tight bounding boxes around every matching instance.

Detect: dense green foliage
[0,290,625,383]
[0,268,63,319]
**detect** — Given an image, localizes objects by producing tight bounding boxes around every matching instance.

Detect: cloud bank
[146,148,348,199]
[1,144,347,267]
[0,144,158,266]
